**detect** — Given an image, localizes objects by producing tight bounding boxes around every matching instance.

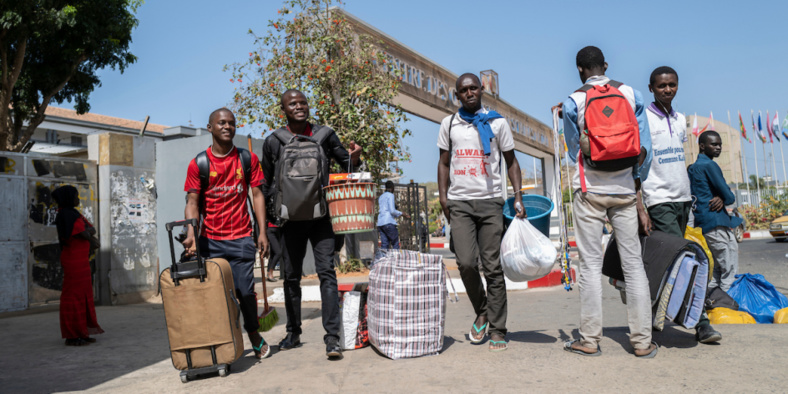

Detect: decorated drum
[324,182,376,234]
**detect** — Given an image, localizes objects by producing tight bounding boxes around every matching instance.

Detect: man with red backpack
[554,46,656,358]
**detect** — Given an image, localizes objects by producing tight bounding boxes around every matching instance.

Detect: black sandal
[65,338,90,346]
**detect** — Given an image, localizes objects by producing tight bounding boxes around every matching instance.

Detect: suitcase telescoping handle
[166,219,207,285]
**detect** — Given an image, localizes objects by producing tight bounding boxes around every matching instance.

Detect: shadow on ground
[0,303,294,393]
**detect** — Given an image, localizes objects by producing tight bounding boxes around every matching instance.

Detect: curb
[265,268,577,303]
[743,230,771,239]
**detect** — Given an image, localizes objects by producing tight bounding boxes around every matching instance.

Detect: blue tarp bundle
[728,273,788,323]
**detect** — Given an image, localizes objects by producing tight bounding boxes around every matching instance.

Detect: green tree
[225,0,411,181]
[0,0,139,152]
[749,175,765,190]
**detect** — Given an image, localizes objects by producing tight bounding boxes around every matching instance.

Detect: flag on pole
[782,114,788,140]
[558,128,568,152]
[766,111,774,143]
[709,111,715,128]
[691,113,699,137]
[699,122,709,135]
[772,111,781,142]
[757,111,767,142]
[739,111,751,142]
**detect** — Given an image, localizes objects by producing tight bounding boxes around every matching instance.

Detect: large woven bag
[368,250,456,359]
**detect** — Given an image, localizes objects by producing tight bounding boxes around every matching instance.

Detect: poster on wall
[127,199,147,222]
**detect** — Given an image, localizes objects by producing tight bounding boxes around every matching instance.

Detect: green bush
[740,195,788,230]
[337,257,364,274]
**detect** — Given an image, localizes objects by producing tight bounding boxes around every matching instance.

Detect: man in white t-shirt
[641,66,722,344]
[437,73,525,352]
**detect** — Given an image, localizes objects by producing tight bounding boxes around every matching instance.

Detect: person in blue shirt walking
[377,181,409,250]
[688,130,743,292]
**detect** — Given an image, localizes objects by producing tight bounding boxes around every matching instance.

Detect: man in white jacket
[640,66,722,344]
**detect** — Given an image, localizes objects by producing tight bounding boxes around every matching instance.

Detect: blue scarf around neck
[457,107,503,156]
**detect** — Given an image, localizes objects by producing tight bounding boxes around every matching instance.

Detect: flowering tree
[225,0,410,181]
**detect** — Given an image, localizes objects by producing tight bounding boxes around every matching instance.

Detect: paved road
[1,239,785,393]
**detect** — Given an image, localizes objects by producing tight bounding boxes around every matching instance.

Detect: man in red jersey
[182,108,271,359]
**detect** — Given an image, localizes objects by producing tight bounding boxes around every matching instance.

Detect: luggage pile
[603,231,709,330]
[367,250,457,359]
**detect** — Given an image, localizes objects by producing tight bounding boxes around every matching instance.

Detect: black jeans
[447,198,507,336]
[266,226,284,278]
[281,216,340,343]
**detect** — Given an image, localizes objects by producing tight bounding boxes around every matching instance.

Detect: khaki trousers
[574,192,652,350]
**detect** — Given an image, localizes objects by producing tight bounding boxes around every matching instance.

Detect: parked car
[727,206,746,243]
[769,209,788,242]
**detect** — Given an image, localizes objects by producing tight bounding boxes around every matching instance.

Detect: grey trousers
[448,198,507,337]
[574,192,652,350]
[704,227,739,291]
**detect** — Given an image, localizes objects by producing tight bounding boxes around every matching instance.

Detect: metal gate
[392,181,429,252]
[0,151,98,312]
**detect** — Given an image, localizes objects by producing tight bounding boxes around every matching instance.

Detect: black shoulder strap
[575,84,593,93]
[195,151,210,192]
[447,113,457,157]
[607,80,623,89]
[311,125,333,145]
[273,128,293,145]
[237,147,252,187]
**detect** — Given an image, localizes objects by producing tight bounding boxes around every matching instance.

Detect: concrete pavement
[1,238,786,393]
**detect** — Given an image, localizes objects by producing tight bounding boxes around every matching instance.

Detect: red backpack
[577,80,641,192]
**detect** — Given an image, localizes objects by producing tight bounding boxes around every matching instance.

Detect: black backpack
[194,147,258,236]
[705,287,739,311]
[271,126,332,222]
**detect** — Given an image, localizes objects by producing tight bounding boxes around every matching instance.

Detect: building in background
[683,115,744,187]
[0,107,208,313]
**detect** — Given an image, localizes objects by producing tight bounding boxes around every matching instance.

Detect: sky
[80,0,788,184]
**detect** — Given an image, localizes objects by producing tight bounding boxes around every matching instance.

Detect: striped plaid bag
[368,250,457,359]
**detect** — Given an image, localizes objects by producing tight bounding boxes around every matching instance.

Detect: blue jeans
[198,236,259,333]
[378,224,400,250]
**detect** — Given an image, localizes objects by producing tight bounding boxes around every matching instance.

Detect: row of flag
[691,110,788,144]
[556,110,788,153]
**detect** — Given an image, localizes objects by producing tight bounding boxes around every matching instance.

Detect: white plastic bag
[339,291,361,350]
[501,218,557,282]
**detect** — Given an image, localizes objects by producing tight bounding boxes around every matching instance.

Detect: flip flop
[635,342,658,359]
[252,336,271,359]
[489,340,508,352]
[563,339,601,357]
[468,321,488,344]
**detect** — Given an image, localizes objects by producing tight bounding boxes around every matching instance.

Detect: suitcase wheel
[180,372,189,383]
[218,366,228,377]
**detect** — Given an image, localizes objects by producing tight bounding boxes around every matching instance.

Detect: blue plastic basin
[503,194,554,237]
